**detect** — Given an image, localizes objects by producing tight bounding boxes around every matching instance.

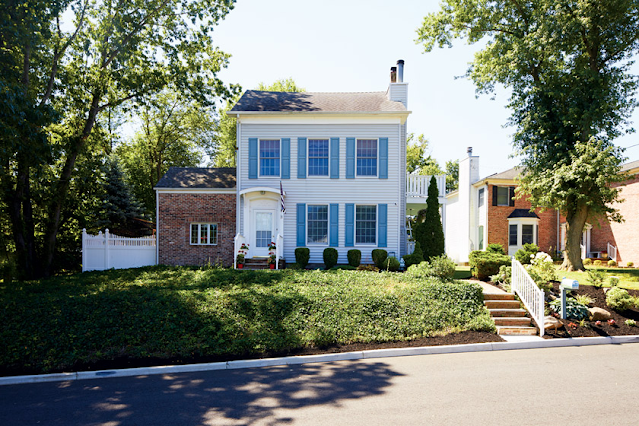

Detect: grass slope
[0,266,495,375]
[556,266,639,290]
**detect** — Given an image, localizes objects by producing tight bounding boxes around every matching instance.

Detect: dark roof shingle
[155,167,236,189]
[507,209,539,219]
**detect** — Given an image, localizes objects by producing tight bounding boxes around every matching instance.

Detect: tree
[1,0,236,277]
[96,156,144,231]
[445,160,459,194]
[412,176,445,261]
[213,79,305,167]
[406,133,442,175]
[417,0,639,271]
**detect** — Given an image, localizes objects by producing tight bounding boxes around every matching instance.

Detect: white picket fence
[82,229,156,272]
[511,258,545,337]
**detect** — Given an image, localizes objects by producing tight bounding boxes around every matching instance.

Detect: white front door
[253,210,274,257]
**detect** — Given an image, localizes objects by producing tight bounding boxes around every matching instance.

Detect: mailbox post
[560,278,579,320]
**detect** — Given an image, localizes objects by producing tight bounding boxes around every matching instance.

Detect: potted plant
[268,254,276,269]
[267,241,277,269]
[236,253,245,269]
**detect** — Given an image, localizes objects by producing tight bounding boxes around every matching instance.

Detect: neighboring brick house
[155,167,236,267]
[446,149,639,266]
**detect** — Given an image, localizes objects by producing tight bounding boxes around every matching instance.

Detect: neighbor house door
[253,210,274,257]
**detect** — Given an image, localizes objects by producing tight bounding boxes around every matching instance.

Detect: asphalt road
[1,344,638,425]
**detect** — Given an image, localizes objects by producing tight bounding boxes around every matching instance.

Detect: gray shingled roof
[482,166,523,181]
[155,167,236,189]
[229,90,406,113]
[622,159,639,172]
[507,209,539,219]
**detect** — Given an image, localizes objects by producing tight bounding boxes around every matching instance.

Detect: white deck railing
[607,243,617,262]
[406,174,446,197]
[511,258,545,337]
[82,229,156,272]
[234,234,246,269]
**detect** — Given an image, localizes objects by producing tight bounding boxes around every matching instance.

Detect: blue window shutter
[346,138,355,179]
[297,204,306,246]
[281,138,290,179]
[249,138,258,179]
[345,203,354,246]
[379,137,388,179]
[330,137,340,179]
[378,204,387,247]
[330,204,339,247]
[297,137,307,179]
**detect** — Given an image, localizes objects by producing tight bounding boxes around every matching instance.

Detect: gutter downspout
[236,114,241,239]
[155,189,159,265]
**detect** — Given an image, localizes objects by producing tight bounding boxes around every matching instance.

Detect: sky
[210,0,639,178]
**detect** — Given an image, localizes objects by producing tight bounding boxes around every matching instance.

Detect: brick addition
[158,193,236,267]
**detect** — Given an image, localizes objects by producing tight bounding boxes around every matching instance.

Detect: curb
[2,335,638,386]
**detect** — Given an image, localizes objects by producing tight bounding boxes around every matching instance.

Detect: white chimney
[396,60,404,83]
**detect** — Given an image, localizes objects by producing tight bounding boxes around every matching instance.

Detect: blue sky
[212,0,639,178]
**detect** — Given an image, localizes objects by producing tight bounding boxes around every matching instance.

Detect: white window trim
[306,204,330,246]
[506,218,539,255]
[258,138,281,178]
[356,138,379,178]
[190,223,218,246]
[307,138,330,178]
[355,204,377,246]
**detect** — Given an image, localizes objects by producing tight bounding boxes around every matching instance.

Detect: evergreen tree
[96,156,144,232]
[414,176,445,261]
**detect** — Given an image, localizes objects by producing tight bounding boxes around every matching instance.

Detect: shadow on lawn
[1,361,402,425]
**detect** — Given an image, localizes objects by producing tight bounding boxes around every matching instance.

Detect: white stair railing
[511,258,545,337]
[275,233,284,269]
[580,244,586,260]
[607,243,617,262]
[234,234,246,269]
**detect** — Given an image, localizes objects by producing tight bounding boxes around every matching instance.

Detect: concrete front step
[484,300,521,309]
[483,293,516,301]
[489,308,528,317]
[493,317,532,327]
[496,325,538,336]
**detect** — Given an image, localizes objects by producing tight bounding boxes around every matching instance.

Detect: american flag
[280,181,286,213]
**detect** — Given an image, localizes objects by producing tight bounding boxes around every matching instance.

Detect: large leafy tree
[417,0,639,270]
[406,133,442,175]
[1,0,237,278]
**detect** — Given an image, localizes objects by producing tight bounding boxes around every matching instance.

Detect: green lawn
[0,266,494,375]
[555,266,639,290]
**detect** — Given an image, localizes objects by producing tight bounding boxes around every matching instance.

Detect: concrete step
[489,308,528,317]
[482,293,516,301]
[496,325,538,336]
[484,300,521,309]
[493,317,532,327]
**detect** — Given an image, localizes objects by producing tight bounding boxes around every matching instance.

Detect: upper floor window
[356,205,376,244]
[478,188,485,207]
[307,205,328,244]
[308,139,329,176]
[494,186,512,206]
[357,139,377,176]
[191,223,218,245]
[260,139,280,176]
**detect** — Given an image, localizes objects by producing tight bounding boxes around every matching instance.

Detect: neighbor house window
[509,224,518,246]
[356,205,376,244]
[307,205,328,244]
[308,139,329,176]
[191,223,218,245]
[478,225,484,250]
[495,187,510,206]
[522,224,534,245]
[356,139,377,176]
[478,188,485,207]
[260,139,280,176]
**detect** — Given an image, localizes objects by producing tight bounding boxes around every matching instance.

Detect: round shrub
[627,261,634,268]
[295,247,310,268]
[323,248,339,269]
[583,258,592,265]
[383,257,400,272]
[606,286,634,311]
[593,260,603,267]
[486,243,505,254]
[608,259,617,267]
[372,249,388,269]
[347,249,361,267]
[429,255,456,280]
[515,243,539,265]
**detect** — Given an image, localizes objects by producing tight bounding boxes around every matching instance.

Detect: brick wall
[158,192,236,267]
[606,173,639,265]
[486,185,559,253]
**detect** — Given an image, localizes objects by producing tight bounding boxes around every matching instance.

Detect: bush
[548,298,590,320]
[429,255,456,280]
[587,269,606,288]
[383,257,400,272]
[323,248,338,269]
[606,286,635,311]
[515,243,539,265]
[574,294,594,306]
[347,249,361,267]
[287,262,304,270]
[593,260,603,267]
[583,258,592,265]
[486,243,505,254]
[608,259,617,267]
[295,247,310,268]
[357,264,379,272]
[627,261,634,268]
[469,250,510,280]
[372,249,388,269]
[490,265,512,286]
[525,252,557,292]
[402,241,424,268]
[609,276,620,287]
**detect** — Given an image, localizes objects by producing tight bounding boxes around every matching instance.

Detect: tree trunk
[560,203,589,271]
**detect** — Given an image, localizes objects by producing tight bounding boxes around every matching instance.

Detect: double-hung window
[308,139,329,176]
[478,188,485,207]
[356,139,377,176]
[260,139,280,176]
[190,223,218,245]
[356,205,376,244]
[307,205,328,244]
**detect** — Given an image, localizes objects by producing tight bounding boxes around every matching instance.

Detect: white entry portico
[239,187,284,258]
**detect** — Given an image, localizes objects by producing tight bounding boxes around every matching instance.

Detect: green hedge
[469,250,511,280]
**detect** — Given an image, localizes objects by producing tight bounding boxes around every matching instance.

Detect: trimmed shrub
[383,257,400,272]
[372,249,388,269]
[347,249,361,267]
[583,258,592,265]
[608,259,617,267]
[402,241,424,268]
[357,264,379,272]
[295,247,310,268]
[606,286,634,311]
[429,255,456,280]
[287,262,304,270]
[627,261,634,268]
[469,250,510,280]
[515,243,539,265]
[609,276,620,287]
[593,260,603,267]
[486,243,505,255]
[323,248,338,269]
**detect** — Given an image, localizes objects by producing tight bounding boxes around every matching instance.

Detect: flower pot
[237,264,244,269]
[269,264,275,269]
